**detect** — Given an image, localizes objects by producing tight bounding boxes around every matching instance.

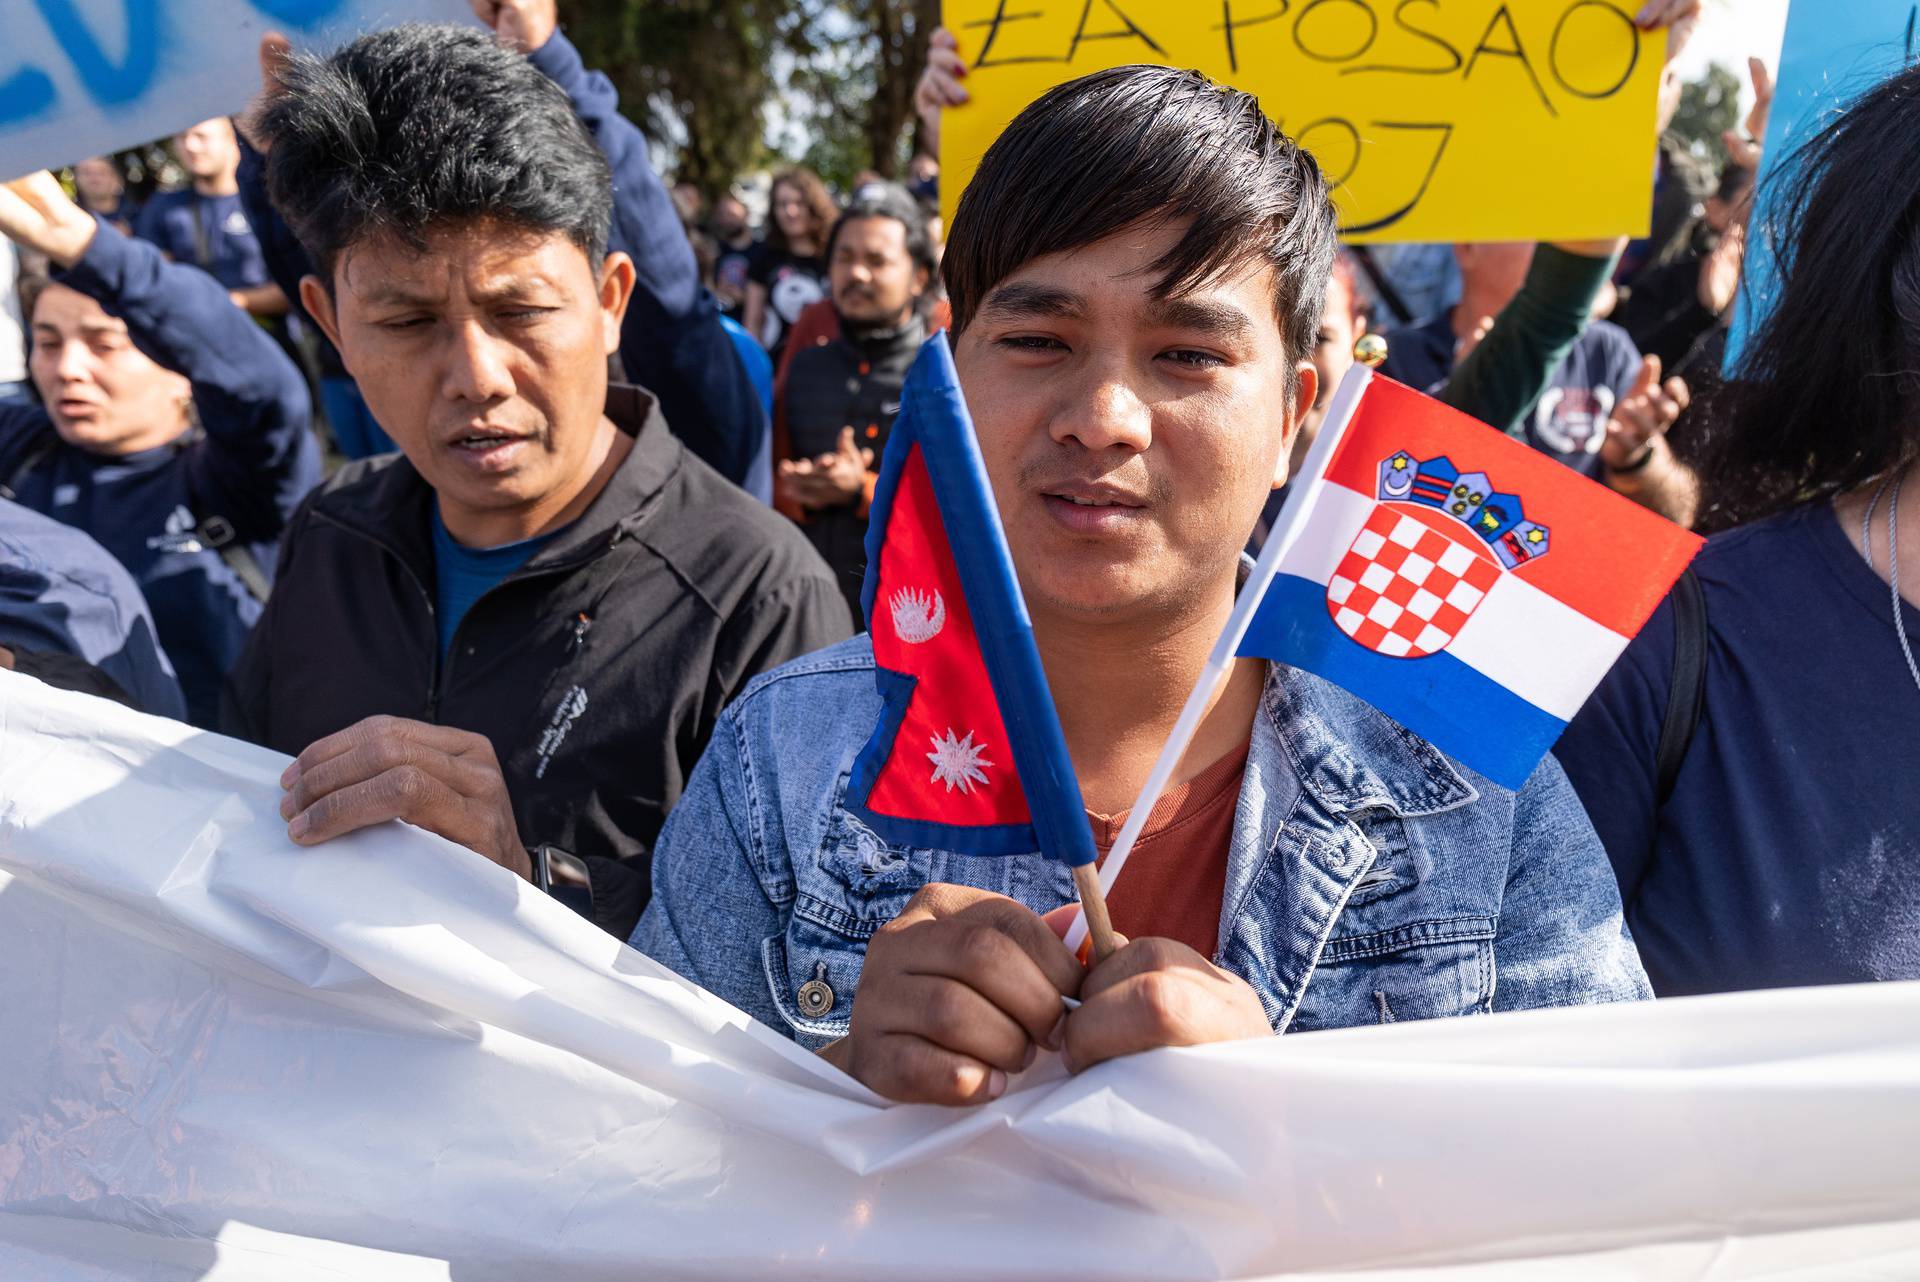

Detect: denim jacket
[633,637,1650,1047]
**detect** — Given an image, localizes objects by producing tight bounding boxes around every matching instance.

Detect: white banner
[0,0,471,183]
[1,670,1916,1280]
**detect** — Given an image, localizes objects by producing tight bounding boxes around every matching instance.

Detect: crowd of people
[0,0,1913,1107]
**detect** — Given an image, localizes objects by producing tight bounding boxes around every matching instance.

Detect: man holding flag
[635,66,1661,1106]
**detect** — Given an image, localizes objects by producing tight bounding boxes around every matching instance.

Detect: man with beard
[772,185,936,620]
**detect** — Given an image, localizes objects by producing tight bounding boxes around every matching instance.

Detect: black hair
[942,64,1337,372]
[1691,62,1920,530]
[257,23,612,285]
[825,183,938,282]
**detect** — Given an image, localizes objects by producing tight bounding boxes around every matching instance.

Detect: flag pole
[1064,344,1384,957]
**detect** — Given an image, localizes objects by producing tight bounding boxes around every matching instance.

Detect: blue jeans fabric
[633,637,1651,1048]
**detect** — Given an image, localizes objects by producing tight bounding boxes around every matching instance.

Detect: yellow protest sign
[938,0,1660,243]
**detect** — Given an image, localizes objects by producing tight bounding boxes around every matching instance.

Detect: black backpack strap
[194,513,274,604]
[170,425,272,605]
[1654,567,1706,806]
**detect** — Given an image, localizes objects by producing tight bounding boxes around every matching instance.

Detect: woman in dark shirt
[1554,63,1920,996]
[743,168,837,359]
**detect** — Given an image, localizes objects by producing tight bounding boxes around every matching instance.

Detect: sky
[1675,0,1795,109]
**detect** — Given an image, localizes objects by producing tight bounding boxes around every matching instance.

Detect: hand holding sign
[238,32,294,153]
[914,27,968,155]
[468,0,556,55]
[0,170,98,268]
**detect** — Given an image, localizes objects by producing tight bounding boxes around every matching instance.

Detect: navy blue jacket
[0,496,185,719]
[236,31,768,491]
[0,221,319,726]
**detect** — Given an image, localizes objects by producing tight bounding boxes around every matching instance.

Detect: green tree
[1669,61,1742,172]
[558,0,787,201]
[785,0,940,189]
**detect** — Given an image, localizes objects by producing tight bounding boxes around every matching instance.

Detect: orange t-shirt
[1088,740,1250,961]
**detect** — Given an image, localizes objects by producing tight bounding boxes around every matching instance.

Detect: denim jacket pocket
[1291,913,1498,1031]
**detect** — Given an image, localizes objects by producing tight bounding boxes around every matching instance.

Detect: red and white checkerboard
[1326,507,1503,658]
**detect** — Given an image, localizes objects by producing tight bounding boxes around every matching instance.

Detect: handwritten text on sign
[1,0,469,182]
[939,0,1661,243]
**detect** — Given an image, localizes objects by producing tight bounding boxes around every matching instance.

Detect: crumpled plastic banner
[1,670,1916,1281]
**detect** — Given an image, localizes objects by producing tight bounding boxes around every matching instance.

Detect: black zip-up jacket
[775,310,925,620]
[221,387,852,940]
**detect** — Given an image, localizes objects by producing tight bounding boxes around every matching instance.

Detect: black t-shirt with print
[747,243,827,355]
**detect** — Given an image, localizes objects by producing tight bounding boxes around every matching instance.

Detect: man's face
[30,285,193,455]
[73,158,122,206]
[1297,269,1363,469]
[831,216,926,328]
[711,197,748,240]
[175,119,239,183]
[953,222,1314,627]
[304,220,632,534]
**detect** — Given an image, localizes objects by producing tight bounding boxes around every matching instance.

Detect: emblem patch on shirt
[1327,451,1550,659]
[146,504,206,555]
[533,685,589,780]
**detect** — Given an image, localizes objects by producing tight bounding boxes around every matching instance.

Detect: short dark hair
[826,183,938,281]
[258,24,612,285]
[942,65,1337,368]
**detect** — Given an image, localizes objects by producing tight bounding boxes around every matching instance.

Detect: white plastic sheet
[1,669,1916,1280]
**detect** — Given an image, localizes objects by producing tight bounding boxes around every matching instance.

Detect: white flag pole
[1064,349,1381,956]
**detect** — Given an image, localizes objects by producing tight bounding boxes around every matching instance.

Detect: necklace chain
[1859,474,1920,698]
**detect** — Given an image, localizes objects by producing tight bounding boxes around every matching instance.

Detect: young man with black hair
[774,184,936,618]
[633,66,1649,1106]
[232,21,850,941]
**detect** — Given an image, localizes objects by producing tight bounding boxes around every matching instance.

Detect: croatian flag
[844,333,1097,866]
[1241,374,1702,790]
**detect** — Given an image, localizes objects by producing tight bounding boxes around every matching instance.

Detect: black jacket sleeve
[528,31,770,491]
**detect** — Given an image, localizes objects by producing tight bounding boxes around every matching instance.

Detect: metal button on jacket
[797,962,835,1018]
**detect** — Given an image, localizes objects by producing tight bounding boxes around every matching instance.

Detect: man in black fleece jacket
[227,9,849,940]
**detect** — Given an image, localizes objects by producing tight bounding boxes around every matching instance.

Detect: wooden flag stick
[1061,351,1383,958]
[1071,860,1120,964]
